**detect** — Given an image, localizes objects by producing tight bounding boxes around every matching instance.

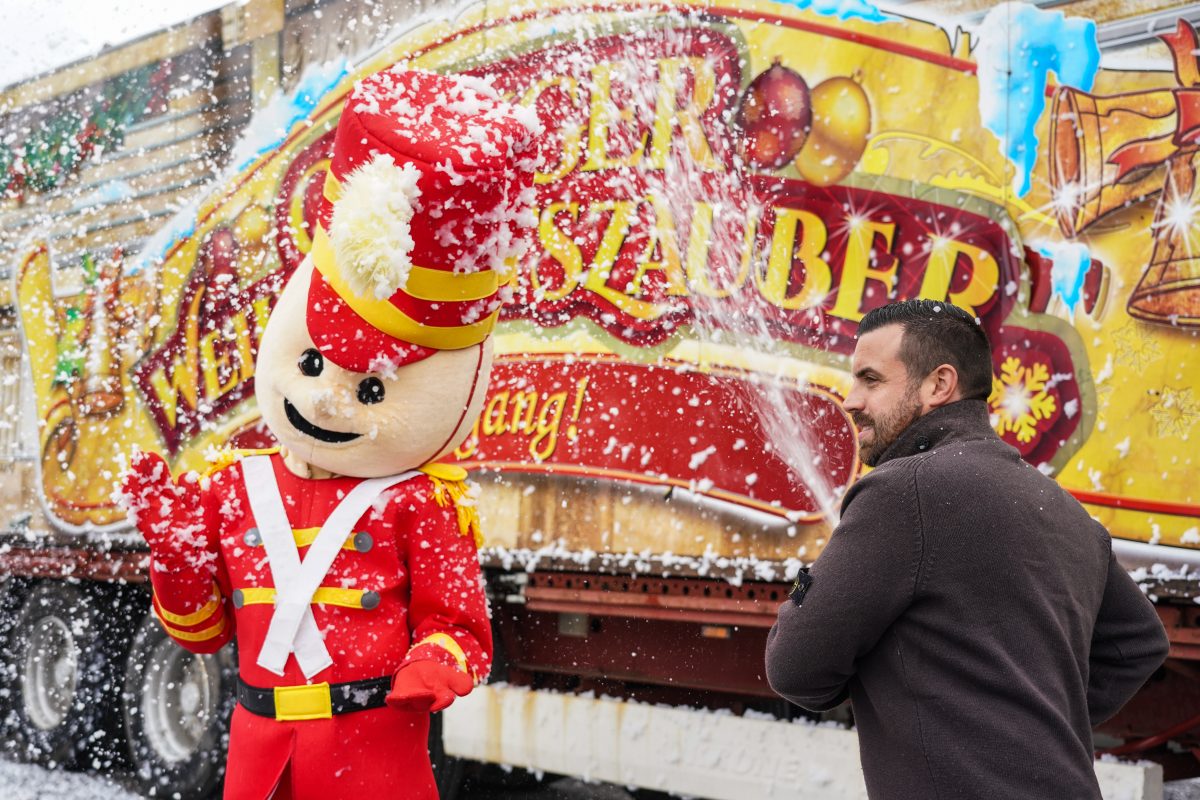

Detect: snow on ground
[0,757,641,799]
[0,758,141,800]
[12,755,1200,799]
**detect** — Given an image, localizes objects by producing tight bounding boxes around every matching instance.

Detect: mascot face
[255,258,493,478]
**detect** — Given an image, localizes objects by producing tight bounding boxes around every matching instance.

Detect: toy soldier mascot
[121,66,537,799]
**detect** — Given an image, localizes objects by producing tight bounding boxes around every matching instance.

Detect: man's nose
[843,385,863,413]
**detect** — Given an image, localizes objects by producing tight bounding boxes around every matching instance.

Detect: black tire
[4,581,128,768]
[0,577,30,757]
[430,709,465,799]
[121,609,236,799]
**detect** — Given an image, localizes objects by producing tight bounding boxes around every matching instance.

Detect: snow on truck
[0,0,1198,797]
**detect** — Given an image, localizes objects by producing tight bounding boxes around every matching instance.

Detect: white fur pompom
[330,154,423,299]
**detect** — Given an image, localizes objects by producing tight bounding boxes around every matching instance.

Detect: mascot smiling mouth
[284,398,363,443]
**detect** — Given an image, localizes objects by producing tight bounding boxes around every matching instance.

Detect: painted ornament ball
[795,75,872,187]
[736,60,812,170]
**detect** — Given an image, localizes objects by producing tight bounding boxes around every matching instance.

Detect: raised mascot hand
[120,449,216,576]
[386,659,474,713]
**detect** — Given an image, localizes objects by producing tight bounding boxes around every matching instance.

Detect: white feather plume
[329,154,423,299]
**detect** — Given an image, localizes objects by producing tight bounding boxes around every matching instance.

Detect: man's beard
[852,388,924,467]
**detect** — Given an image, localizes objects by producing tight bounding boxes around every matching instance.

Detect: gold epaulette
[204,447,280,478]
[418,463,481,547]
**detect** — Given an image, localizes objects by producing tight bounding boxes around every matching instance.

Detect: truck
[1,0,1199,797]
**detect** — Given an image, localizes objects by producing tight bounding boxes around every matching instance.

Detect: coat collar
[872,398,998,467]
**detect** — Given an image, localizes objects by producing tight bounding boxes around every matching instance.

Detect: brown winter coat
[765,399,1168,799]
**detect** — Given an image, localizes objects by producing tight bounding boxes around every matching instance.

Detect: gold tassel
[424,473,483,548]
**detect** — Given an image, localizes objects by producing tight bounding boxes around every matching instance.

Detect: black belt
[237,675,391,720]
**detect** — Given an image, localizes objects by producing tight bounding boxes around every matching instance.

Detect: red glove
[387,660,474,713]
[119,449,216,575]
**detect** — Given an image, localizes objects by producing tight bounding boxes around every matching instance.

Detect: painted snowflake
[1149,386,1200,439]
[989,356,1057,444]
[1114,322,1161,372]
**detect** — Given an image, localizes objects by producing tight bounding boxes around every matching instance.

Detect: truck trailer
[1,0,1199,797]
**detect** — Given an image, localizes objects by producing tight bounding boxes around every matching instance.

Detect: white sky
[2,0,229,89]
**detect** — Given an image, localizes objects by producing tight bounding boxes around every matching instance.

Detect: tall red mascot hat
[307,67,539,372]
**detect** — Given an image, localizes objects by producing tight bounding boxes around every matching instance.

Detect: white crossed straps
[239,456,417,679]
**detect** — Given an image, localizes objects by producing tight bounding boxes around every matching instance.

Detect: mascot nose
[310,389,341,419]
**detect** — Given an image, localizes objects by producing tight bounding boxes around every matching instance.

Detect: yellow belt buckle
[273,682,332,721]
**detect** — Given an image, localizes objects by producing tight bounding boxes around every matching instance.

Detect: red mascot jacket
[148,450,492,799]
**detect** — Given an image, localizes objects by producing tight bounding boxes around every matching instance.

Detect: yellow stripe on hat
[323,172,343,204]
[405,265,497,302]
[322,174,499,301]
[311,226,499,350]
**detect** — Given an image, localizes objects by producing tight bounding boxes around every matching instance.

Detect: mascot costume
[120,67,537,799]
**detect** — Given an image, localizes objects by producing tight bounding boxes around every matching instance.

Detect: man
[765,299,1168,799]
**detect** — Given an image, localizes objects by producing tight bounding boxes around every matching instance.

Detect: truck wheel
[5,581,122,767]
[0,577,29,757]
[122,610,236,799]
[430,710,465,800]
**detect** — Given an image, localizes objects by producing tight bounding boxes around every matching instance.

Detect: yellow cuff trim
[413,632,469,675]
[155,584,222,626]
[237,587,370,609]
[156,609,228,642]
[311,226,499,349]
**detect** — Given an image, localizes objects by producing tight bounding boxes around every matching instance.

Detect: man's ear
[921,363,960,409]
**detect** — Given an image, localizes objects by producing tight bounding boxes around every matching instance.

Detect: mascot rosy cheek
[119,68,538,800]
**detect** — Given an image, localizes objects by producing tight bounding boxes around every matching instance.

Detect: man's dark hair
[858,300,993,401]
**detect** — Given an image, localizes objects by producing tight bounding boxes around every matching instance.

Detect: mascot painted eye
[357,377,385,405]
[298,348,323,377]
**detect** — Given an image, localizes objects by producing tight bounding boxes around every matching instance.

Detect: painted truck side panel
[3,0,1196,585]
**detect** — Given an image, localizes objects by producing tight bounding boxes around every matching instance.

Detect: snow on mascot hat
[254,67,539,478]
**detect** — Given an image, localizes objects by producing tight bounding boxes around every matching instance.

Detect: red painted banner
[451,355,858,520]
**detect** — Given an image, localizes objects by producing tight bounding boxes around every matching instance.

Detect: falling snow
[1,0,1199,795]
